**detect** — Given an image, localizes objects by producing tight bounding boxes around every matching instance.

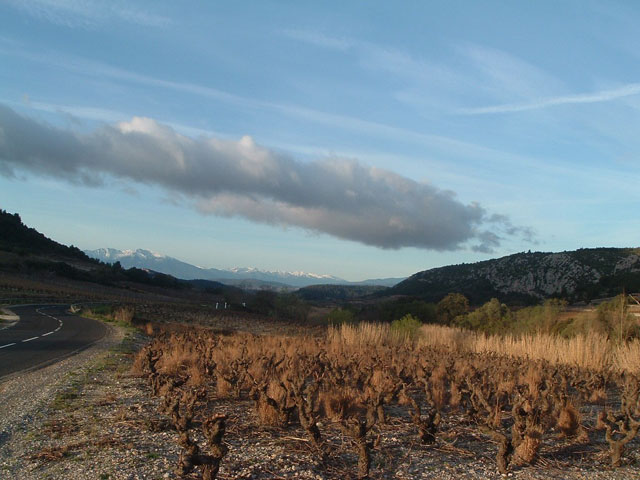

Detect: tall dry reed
[417,323,640,372]
[323,323,635,373]
[469,331,611,372]
[327,322,392,348]
[614,339,640,373]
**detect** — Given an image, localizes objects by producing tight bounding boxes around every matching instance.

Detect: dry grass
[613,339,640,373]
[155,338,202,382]
[114,306,134,324]
[470,331,612,372]
[324,322,640,373]
[327,322,392,348]
[417,323,640,373]
[327,321,640,373]
[399,323,639,373]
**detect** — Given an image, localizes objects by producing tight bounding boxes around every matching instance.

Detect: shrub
[512,298,567,334]
[327,308,357,326]
[391,314,423,340]
[597,295,639,342]
[457,298,512,334]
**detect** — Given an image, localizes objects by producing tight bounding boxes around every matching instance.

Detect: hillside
[0,210,96,263]
[296,284,388,302]
[388,248,640,304]
[0,210,195,295]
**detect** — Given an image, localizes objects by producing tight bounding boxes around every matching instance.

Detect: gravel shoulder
[0,320,124,478]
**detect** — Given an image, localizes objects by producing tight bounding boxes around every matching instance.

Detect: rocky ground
[0,317,639,480]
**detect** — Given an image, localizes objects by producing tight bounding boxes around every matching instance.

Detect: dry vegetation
[133,321,640,478]
[416,323,640,373]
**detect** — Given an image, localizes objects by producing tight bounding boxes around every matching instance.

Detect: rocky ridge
[389,248,640,304]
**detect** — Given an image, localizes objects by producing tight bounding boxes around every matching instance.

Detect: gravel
[0,322,123,478]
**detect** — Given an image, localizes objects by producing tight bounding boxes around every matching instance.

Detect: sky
[0,1,639,281]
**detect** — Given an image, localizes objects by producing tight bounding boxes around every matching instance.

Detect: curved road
[0,305,108,380]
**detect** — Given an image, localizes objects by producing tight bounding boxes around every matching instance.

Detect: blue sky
[0,1,638,281]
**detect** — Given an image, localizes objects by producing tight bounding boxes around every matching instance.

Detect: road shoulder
[0,320,126,477]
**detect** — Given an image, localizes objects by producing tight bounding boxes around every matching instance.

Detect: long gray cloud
[0,105,531,251]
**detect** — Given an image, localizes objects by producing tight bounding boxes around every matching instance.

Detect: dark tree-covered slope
[0,209,95,262]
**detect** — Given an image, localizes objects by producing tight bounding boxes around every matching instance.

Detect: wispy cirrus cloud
[457,82,640,115]
[283,29,353,50]
[457,43,562,101]
[283,28,463,91]
[5,0,170,28]
[282,29,565,115]
[0,42,550,170]
[0,104,533,252]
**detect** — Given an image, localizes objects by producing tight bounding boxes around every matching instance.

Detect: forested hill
[0,209,194,291]
[387,248,640,304]
[0,209,95,262]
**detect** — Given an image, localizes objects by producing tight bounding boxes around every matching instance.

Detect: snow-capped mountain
[84,248,361,288]
[86,247,223,281]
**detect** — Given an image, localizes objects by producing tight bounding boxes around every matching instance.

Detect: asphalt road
[0,305,108,380]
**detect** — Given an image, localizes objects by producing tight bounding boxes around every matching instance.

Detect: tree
[249,290,277,315]
[436,293,469,325]
[460,298,512,334]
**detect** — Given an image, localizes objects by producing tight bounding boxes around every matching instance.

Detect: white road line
[22,306,65,343]
[0,343,16,349]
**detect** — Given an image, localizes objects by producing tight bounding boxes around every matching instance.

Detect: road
[0,305,108,380]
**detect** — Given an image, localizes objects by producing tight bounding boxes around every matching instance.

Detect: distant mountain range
[387,247,640,304]
[4,210,639,306]
[84,248,404,289]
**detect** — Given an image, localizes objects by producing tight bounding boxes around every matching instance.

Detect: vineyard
[134,322,640,479]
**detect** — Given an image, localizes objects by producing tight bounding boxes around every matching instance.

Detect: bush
[391,314,423,339]
[512,298,567,335]
[457,298,512,334]
[327,308,357,326]
[597,295,640,342]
